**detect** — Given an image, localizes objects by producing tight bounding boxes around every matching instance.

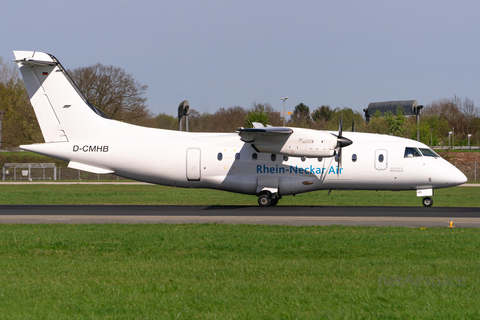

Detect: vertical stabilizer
[14,51,108,142]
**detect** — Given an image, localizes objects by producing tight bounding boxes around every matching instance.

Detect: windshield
[419,148,439,157]
[404,147,422,158]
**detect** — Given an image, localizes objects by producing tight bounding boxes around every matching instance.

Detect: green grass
[0,224,479,318]
[0,184,477,206]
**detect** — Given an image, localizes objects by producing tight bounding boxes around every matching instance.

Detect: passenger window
[217,153,223,161]
[352,154,357,162]
[283,155,289,162]
[301,157,306,162]
[235,153,240,160]
[404,147,422,158]
[379,154,384,162]
[317,157,323,162]
[252,153,257,161]
[271,154,276,161]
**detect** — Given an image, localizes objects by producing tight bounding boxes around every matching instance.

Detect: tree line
[1,56,479,148]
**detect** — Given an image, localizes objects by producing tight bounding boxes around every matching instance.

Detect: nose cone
[454,168,468,186]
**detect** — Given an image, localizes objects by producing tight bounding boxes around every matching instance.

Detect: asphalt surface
[0,205,479,227]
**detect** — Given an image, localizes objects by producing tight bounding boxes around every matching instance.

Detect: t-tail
[14,51,156,143]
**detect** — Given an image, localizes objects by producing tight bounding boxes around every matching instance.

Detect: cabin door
[374,149,388,170]
[186,148,201,181]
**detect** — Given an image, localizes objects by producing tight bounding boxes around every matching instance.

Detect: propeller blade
[338,147,342,174]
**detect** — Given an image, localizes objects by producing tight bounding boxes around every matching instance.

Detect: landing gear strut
[257,192,280,207]
[422,196,433,207]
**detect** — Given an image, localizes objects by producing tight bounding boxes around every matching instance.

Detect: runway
[0,205,479,227]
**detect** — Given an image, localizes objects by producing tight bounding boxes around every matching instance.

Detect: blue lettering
[255,164,344,175]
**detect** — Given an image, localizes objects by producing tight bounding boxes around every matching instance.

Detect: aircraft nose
[454,168,467,185]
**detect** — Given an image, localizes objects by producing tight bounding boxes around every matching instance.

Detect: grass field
[0,224,479,318]
[0,183,477,206]
[0,184,478,318]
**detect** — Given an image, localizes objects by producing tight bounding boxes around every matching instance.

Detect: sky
[1,0,479,118]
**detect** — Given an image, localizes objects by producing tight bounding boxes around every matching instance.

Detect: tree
[250,102,282,126]
[325,107,365,132]
[69,63,153,126]
[155,113,178,130]
[188,106,248,132]
[385,107,407,136]
[289,103,311,127]
[368,110,388,134]
[245,110,269,128]
[0,56,42,147]
[312,105,333,122]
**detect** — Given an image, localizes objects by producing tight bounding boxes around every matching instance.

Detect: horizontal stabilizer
[68,161,114,174]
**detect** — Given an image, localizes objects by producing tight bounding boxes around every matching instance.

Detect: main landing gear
[257,191,281,207]
[422,196,433,207]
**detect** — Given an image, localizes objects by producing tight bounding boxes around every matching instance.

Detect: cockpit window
[404,147,422,158]
[419,148,439,157]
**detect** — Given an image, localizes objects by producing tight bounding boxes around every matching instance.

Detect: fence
[433,146,480,151]
[2,163,124,181]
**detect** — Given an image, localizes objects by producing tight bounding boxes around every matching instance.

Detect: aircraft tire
[258,194,272,207]
[270,198,279,206]
[422,196,433,207]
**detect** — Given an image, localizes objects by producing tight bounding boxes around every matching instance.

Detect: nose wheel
[422,196,433,207]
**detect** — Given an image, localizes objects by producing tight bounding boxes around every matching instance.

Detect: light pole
[281,97,288,127]
[468,134,472,149]
[448,131,452,149]
[452,128,455,150]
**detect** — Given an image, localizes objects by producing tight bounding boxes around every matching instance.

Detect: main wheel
[258,194,272,207]
[270,198,279,206]
[422,196,433,207]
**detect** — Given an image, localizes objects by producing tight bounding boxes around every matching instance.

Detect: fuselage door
[186,148,201,181]
[375,149,388,170]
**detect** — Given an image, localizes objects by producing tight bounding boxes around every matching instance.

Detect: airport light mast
[281,97,288,127]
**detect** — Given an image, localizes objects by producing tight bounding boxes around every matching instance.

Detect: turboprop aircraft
[13,51,467,207]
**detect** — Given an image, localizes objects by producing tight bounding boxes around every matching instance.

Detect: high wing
[236,122,293,143]
[236,122,348,158]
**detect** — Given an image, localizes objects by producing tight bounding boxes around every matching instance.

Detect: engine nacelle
[251,128,337,158]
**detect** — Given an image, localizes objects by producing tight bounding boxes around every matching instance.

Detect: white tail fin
[14,51,120,143]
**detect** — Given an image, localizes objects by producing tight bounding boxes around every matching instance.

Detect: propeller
[333,113,353,170]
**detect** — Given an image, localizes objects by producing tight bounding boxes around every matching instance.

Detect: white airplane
[14,51,467,207]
